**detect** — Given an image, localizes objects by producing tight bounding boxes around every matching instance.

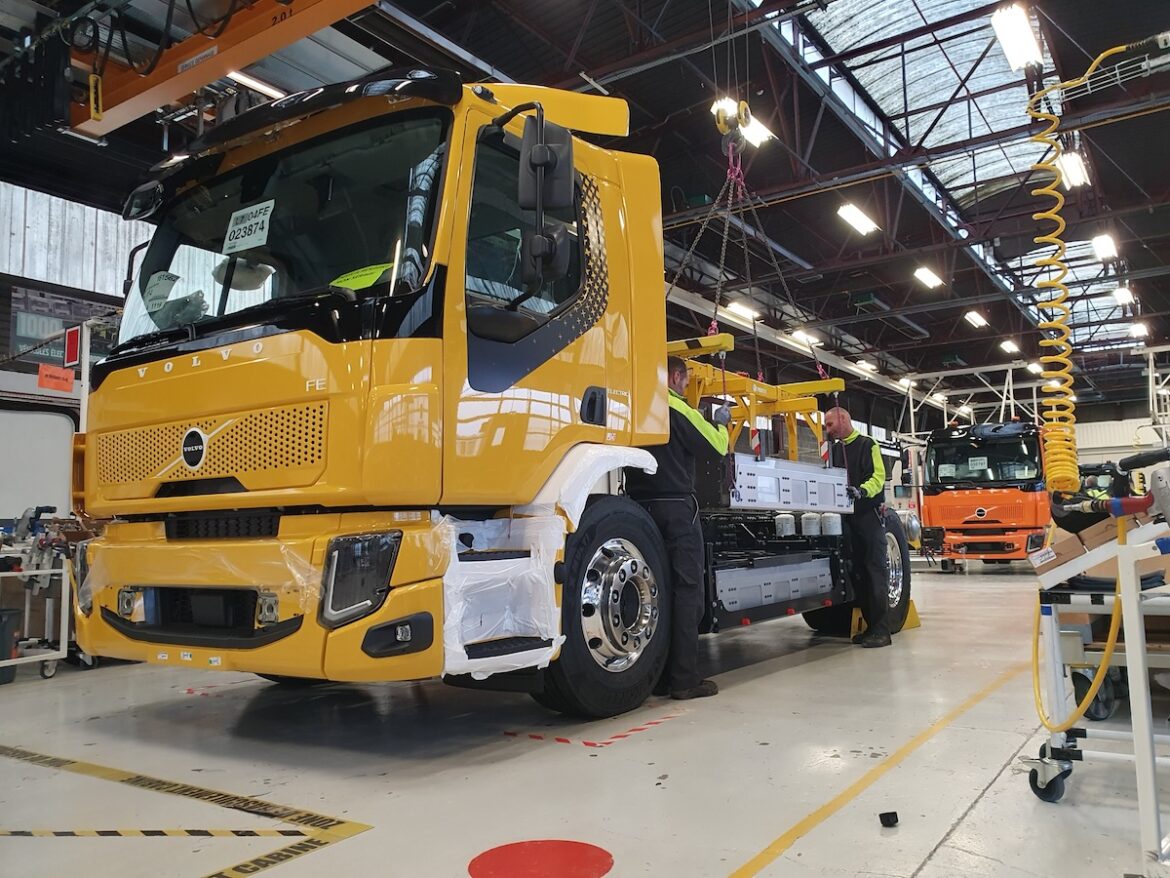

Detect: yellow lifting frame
[665,335,843,460]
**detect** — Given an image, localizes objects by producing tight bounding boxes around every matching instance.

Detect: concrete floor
[0,564,1163,877]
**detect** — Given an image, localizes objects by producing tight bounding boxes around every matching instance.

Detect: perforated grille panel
[96,403,327,486]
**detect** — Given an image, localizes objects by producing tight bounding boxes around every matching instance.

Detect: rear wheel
[883,509,912,633]
[535,495,671,718]
[803,510,912,636]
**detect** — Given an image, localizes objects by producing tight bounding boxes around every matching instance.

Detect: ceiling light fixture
[1054,152,1090,189]
[932,392,948,403]
[914,266,944,289]
[227,70,287,100]
[1091,233,1118,261]
[964,311,989,328]
[792,329,823,347]
[1000,339,1019,353]
[1113,285,1134,306]
[857,360,877,372]
[837,203,880,235]
[1130,322,1149,338]
[727,300,760,320]
[898,378,917,388]
[991,3,1043,70]
[958,404,972,415]
[1026,362,1043,374]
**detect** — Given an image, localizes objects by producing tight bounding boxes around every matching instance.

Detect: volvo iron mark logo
[975,507,988,518]
[182,428,207,470]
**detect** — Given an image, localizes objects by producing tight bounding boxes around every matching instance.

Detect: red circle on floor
[468,840,614,878]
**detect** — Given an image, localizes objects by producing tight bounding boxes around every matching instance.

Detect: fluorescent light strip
[1054,152,1090,189]
[727,301,760,320]
[964,311,988,328]
[1091,233,1118,261]
[914,266,944,289]
[837,203,879,235]
[992,3,1042,71]
[227,70,287,100]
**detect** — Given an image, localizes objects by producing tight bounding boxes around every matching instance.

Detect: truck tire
[883,509,912,634]
[536,495,671,719]
[804,510,913,636]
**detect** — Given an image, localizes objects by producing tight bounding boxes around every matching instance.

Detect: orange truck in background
[920,422,1049,570]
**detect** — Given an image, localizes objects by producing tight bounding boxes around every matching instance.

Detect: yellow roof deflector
[486,84,630,138]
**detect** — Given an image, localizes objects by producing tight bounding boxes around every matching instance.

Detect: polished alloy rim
[579,538,659,673]
[886,532,904,609]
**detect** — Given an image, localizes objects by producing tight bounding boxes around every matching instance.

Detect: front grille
[157,588,257,631]
[96,402,327,485]
[951,527,1009,535]
[166,512,280,540]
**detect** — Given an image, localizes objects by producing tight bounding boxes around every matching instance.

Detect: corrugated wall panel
[0,181,152,297]
[1076,418,1165,464]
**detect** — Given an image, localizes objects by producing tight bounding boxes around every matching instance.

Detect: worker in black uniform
[824,406,892,648]
[625,356,730,699]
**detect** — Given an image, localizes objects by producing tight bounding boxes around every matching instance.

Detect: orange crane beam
[71,0,374,137]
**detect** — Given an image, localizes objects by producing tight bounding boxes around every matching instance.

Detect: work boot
[671,679,719,700]
[860,630,892,649]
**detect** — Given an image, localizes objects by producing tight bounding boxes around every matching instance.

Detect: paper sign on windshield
[968,456,988,470]
[937,464,957,478]
[223,200,274,255]
[143,271,180,313]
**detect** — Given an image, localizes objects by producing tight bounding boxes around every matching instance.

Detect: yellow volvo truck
[73,68,912,717]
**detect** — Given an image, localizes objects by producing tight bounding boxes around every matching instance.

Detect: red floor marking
[468,840,613,878]
[502,713,681,749]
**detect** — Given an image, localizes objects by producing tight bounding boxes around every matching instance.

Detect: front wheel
[537,495,671,718]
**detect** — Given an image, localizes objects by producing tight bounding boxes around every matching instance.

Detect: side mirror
[520,224,570,292]
[519,115,574,210]
[123,180,164,220]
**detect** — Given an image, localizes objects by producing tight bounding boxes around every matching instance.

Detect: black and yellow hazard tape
[0,829,308,838]
[0,744,372,878]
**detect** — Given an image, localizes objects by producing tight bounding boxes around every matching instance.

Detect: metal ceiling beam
[809,2,1001,70]
[667,285,948,412]
[662,88,1170,230]
[368,1,516,82]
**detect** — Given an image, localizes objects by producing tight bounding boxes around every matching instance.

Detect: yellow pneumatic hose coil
[1027,40,1133,733]
[1026,42,1128,495]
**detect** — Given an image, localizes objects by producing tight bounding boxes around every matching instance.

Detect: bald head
[824,406,854,441]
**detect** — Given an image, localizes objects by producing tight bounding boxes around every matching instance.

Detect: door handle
[580,386,607,426]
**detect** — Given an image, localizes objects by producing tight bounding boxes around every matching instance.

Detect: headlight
[319,532,402,628]
[1026,532,1045,552]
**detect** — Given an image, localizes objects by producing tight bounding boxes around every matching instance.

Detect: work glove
[712,405,732,426]
[846,485,863,501]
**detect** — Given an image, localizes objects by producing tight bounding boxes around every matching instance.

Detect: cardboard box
[1077,517,1121,551]
[1029,532,1086,574]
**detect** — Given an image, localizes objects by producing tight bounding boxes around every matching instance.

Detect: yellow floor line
[0,744,372,878]
[729,661,1028,878]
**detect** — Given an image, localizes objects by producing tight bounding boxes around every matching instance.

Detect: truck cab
[920,421,1049,566]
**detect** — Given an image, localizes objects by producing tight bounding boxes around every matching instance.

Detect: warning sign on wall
[37,363,75,393]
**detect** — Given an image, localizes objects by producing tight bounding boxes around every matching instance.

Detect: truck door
[441,110,618,506]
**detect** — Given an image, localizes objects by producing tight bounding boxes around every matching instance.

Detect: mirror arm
[123,239,151,298]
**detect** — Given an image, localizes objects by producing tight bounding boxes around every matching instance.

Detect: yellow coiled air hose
[1026,43,1129,494]
[1027,38,1140,734]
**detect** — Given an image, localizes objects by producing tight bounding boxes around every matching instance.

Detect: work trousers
[639,496,704,691]
[848,507,891,637]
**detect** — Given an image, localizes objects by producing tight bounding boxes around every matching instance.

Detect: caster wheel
[78,652,101,670]
[1073,670,1118,721]
[39,661,58,679]
[1029,768,1069,803]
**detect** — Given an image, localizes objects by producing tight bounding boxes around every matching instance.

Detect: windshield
[925,436,1042,485]
[118,108,450,346]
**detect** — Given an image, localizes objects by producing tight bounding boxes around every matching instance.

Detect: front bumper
[930,529,1046,560]
[74,512,448,682]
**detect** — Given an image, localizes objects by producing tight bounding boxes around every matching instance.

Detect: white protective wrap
[515,444,658,530]
[440,514,567,680]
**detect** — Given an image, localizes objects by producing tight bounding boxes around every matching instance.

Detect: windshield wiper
[107,323,195,357]
[111,286,357,358]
